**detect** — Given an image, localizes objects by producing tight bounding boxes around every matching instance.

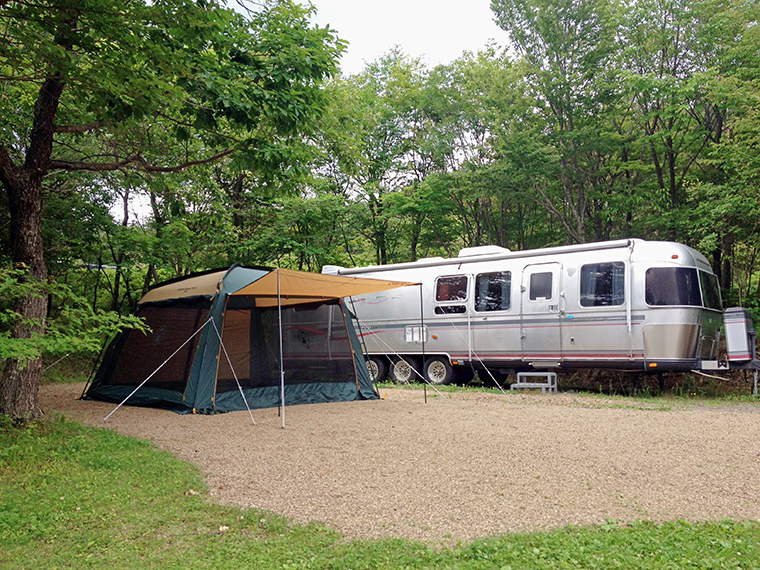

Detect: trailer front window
[580,262,625,307]
[475,272,511,312]
[645,267,701,306]
[699,270,723,310]
[436,275,468,303]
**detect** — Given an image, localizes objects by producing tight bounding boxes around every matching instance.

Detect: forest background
[1,0,759,417]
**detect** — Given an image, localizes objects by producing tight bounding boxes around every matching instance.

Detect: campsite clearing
[42,383,760,543]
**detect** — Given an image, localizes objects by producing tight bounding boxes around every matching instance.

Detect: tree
[491,0,623,243]
[0,0,343,419]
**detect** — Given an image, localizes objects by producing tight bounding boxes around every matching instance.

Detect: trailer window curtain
[475,272,511,312]
[435,275,468,302]
[580,262,625,307]
[645,267,702,306]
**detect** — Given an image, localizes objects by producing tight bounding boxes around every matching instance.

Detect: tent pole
[420,283,426,404]
[278,267,286,429]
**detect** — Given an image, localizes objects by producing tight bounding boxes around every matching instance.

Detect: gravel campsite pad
[42,383,760,542]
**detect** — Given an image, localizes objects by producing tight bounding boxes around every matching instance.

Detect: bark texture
[0,13,72,420]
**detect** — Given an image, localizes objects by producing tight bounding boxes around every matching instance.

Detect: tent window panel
[216,303,358,392]
[215,310,252,393]
[111,306,208,391]
[267,303,356,386]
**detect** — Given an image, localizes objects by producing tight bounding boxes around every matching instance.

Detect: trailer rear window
[699,270,723,310]
[475,272,511,312]
[580,262,625,307]
[645,267,701,306]
[435,275,468,303]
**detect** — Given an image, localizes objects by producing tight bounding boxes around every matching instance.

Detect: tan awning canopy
[232,268,417,306]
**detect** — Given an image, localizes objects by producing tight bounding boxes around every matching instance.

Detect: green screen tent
[85,265,412,414]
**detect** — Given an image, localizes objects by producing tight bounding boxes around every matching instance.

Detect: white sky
[309,0,509,76]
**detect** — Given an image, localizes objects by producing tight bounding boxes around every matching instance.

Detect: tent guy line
[211,317,256,425]
[102,317,213,422]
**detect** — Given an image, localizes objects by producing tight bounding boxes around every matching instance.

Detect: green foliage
[1,415,759,568]
[4,0,760,364]
[0,268,146,367]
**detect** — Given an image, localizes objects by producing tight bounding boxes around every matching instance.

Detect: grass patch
[2,415,759,569]
[40,353,96,385]
[376,380,760,411]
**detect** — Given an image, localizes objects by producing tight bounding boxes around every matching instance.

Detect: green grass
[376,380,760,410]
[1,416,759,569]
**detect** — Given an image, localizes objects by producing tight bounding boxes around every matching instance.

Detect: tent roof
[138,266,416,306]
[232,268,416,306]
[139,269,228,304]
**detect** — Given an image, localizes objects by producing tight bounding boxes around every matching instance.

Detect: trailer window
[645,267,701,306]
[580,262,625,307]
[435,275,468,303]
[529,272,553,301]
[699,270,723,310]
[475,272,511,312]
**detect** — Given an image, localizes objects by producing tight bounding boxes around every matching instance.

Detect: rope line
[211,317,256,425]
[436,311,510,396]
[353,314,449,399]
[103,317,212,422]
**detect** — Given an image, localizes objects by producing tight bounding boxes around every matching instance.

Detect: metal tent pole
[278,267,286,429]
[421,283,426,404]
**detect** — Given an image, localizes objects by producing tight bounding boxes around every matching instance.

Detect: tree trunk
[0,174,48,420]
[0,12,72,419]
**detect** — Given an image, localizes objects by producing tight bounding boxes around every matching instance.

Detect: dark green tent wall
[85,266,408,414]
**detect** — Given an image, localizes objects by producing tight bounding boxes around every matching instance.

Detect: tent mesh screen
[104,303,209,392]
[216,303,356,393]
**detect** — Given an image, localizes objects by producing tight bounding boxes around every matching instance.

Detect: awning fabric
[231,268,417,305]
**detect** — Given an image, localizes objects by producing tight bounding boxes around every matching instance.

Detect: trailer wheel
[425,357,455,385]
[454,367,475,385]
[367,356,389,382]
[390,357,421,384]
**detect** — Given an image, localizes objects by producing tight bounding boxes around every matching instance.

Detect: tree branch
[48,148,237,173]
[53,121,107,133]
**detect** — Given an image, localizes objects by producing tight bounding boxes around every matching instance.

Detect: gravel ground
[41,383,760,543]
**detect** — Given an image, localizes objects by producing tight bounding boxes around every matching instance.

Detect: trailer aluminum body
[323,239,758,387]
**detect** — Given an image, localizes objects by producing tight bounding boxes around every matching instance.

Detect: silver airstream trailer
[323,239,755,386]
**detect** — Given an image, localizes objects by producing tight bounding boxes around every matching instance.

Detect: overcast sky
[309,0,509,76]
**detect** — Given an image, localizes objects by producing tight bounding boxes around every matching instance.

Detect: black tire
[454,367,475,385]
[479,369,510,387]
[367,356,389,382]
[425,357,455,385]
[390,356,422,384]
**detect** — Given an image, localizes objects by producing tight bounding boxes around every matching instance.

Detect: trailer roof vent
[457,245,511,258]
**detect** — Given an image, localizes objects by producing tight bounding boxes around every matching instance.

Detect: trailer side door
[521,263,562,364]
